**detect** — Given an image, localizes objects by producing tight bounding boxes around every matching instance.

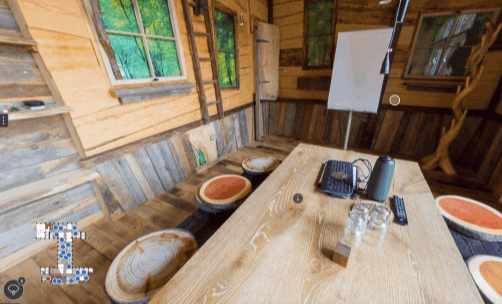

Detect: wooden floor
[1,135,500,304]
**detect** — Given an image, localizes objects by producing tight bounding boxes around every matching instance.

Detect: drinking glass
[341,211,366,247]
[374,205,392,224]
[352,201,371,230]
[364,216,388,248]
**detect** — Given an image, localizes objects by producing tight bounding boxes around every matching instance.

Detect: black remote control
[393,195,408,225]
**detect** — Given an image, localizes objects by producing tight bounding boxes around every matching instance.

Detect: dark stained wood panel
[297,77,331,91]
[292,102,305,138]
[450,117,483,165]
[282,102,296,136]
[479,123,502,183]
[398,112,423,156]
[269,101,277,135]
[359,113,379,150]
[369,110,387,151]
[314,106,328,142]
[323,110,335,143]
[470,120,501,171]
[276,102,287,136]
[300,103,314,139]
[330,110,341,145]
[279,48,302,66]
[390,112,412,154]
[262,101,269,135]
[409,114,441,159]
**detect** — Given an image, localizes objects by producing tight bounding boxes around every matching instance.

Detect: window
[93,0,186,84]
[405,8,500,79]
[303,0,335,69]
[214,8,239,88]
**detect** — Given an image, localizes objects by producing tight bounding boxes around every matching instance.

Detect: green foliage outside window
[99,0,182,80]
[138,0,174,37]
[108,34,151,79]
[100,0,139,33]
[305,0,333,67]
[215,9,238,88]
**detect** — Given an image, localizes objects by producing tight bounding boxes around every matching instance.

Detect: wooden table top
[149,144,483,303]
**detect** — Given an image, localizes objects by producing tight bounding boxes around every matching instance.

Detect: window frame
[85,0,188,86]
[213,5,240,90]
[404,7,500,80]
[302,0,336,70]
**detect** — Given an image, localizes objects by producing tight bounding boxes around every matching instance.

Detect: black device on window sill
[317,160,357,199]
[23,100,46,110]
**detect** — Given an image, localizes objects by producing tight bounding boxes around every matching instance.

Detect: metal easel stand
[343,111,353,151]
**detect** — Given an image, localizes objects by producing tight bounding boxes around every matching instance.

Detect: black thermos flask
[366,156,395,202]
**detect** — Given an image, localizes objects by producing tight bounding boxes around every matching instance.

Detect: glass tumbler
[341,211,366,247]
[352,201,371,230]
[364,216,388,248]
[374,205,392,224]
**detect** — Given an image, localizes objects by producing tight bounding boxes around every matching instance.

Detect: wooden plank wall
[0,2,106,262]
[81,106,254,216]
[274,0,502,109]
[15,0,257,157]
[250,0,268,31]
[261,100,502,201]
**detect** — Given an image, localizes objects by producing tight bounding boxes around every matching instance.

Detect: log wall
[79,106,254,217]
[274,0,502,109]
[14,0,258,157]
[0,1,105,269]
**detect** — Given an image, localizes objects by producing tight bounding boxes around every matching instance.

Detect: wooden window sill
[110,82,196,104]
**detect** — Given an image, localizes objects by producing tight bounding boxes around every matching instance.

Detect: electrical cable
[351,158,372,194]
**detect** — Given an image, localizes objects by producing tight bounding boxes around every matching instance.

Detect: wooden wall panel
[16,0,255,157]
[82,106,254,216]
[274,0,502,109]
[250,0,268,31]
[0,2,107,271]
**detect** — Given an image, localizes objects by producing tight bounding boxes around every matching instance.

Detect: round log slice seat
[195,174,252,213]
[242,156,280,175]
[105,229,197,304]
[435,195,502,242]
[467,255,502,304]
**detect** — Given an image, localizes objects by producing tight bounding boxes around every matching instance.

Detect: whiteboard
[327,28,393,114]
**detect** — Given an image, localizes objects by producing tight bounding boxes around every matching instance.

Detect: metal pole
[344,111,353,151]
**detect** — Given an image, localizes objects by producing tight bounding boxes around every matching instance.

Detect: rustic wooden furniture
[196,175,252,213]
[436,195,502,242]
[241,156,280,175]
[150,143,484,303]
[105,229,197,304]
[467,255,502,303]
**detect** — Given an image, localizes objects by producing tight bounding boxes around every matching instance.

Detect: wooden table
[150,144,483,303]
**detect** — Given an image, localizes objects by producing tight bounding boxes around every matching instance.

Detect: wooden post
[343,111,352,151]
[421,22,502,175]
[255,29,262,141]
